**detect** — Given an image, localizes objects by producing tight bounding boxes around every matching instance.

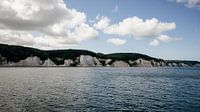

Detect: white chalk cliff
[0,55,7,65]
[79,55,102,67]
[0,56,56,67]
[0,54,199,67]
[135,58,153,67]
[111,61,130,67]
[42,58,56,66]
[7,56,43,66]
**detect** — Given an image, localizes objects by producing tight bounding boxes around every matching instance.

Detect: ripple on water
[0,67,200,112]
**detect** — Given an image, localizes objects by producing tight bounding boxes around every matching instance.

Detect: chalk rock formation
[79,55,102,67]
[105,59,112,65]
[168,63,178,67]
[111,61,130,67]
[63,59,74,66]
[179,63,189,67]
[151,60,166,67]
[135,58,153,67]
[7,56,43,66]
[136,59,153,67]
[0,55,7,65]
[43,58,56,66]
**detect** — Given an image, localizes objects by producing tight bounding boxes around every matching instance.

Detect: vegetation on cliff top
[0,44,199,66]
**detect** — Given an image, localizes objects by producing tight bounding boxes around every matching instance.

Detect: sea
[0,67,200,112]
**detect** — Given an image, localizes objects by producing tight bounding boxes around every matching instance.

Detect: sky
[0,0,199,61]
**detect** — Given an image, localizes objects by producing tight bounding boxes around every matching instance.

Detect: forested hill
[0,44,199,67]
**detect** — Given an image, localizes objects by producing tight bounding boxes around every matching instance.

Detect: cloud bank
[0,0,98,49]
[94,16,178,46]
[94,16,176,38]
[0,0,180,49]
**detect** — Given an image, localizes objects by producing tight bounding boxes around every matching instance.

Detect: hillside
[0,44,199,67]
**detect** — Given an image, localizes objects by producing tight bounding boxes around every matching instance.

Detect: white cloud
[0,0,98,49]
[94,16,178,47]
[112,5,119,13]
[0,25,98,50]
[149,35,181,46]
[158,35,181,42]
[149,39,160,46]
[68,23,98,42]
[175,0,200,9]
[93,16,110,30]
[107,38,126,46]
[158,35,174,42]
[94,16,176,38]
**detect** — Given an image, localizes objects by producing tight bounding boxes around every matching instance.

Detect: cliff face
[43,59,56,66]
[0,54,7,65]
[79,55,102,67]
[0,44,200,67]
[133,59,167,67]
[8,56,43,66]
[111,61,130,67]
[62,59,74,67]
[0,56,55,67]
[135,59,153,67]
[1,55,199,67]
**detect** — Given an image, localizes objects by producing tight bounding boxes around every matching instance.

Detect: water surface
[0,67,200,112]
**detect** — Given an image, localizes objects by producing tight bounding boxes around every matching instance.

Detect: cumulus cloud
[94,16,176,38]
[94,16,178,47]
[158,35,174,42]
[107,38,126,46]
[93,16,110,30]
[149,39,160,46]
[0,0,98,49]
[175,0,200,9]
[149,35,181,46]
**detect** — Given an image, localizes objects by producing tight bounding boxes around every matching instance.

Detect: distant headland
[0,44,199,67]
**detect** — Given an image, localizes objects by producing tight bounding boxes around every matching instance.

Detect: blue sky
[0,0,199,61]
[65,0,200,61]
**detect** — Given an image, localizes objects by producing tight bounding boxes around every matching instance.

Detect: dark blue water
[0,67,200,112]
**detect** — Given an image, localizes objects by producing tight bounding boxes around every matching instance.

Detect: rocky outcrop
[1,56,56,67]
[151,60,166,67]
[111,61,130,67]
[64,59,74,66]
[6,56,43,66]
[135,58,153,67]
[105,59,112,65]
[129,59,167,67]
[79,55,102,67]
[0,55,7,65]
[42,58,56,66]
[168,63,178,67]
[59,59,74,67]
[195,64,200,67]
[180,63,189,67]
